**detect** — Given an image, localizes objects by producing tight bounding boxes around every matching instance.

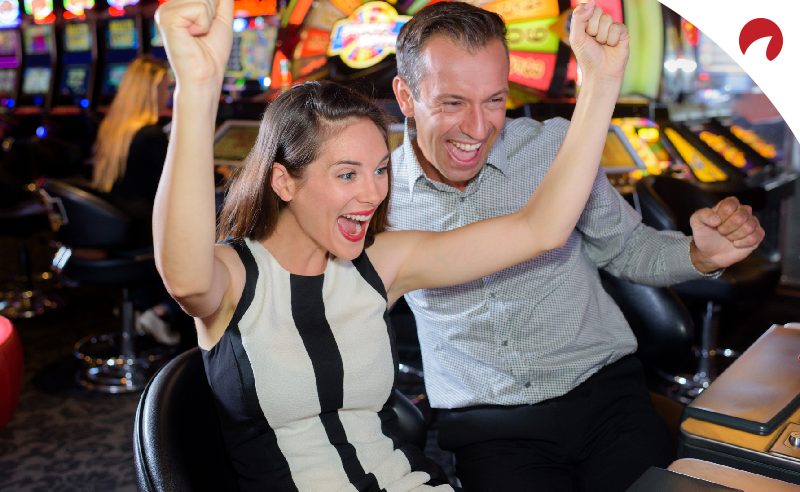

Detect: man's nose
[460,104,488,140]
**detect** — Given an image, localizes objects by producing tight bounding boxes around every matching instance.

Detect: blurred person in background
[91,54,181,346]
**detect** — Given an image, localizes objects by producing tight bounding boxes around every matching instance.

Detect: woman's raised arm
[152,0,238,320]
[372,1,635,305]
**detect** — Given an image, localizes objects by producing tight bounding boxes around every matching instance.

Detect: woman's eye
[339,172,354,180]
[375,166,388,175]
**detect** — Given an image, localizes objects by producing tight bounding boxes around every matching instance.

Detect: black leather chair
[43,179,174,393]
[134,347,429,492]
[636,176,782,389]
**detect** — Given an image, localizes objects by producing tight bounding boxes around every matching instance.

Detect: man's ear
[270,163,295,202]
[393,76,415,118]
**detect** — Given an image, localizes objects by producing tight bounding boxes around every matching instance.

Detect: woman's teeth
[451,141,481,151]
[342,213,371,221]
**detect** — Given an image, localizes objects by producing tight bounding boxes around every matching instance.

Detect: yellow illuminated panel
[698,131,747,170]
[664,128,727,183]
[613,118,661,176]
[730,125,777,160]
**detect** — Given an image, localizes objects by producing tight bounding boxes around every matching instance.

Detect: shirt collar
[399,118,510,200]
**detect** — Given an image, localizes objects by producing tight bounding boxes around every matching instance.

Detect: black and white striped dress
[202,238,453,492]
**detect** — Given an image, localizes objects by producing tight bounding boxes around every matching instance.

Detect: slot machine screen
[0,69,17,98]
[107,18,139,50]
[0,30,19,56]
[23,25,53,56]
[213,121,260,165]
[601,131,639,171]
[150,23,164,47]
[65,23,92,52]
[224,21,278,80]
[22,67,51,94]
[102,63,128,94]
[60,65,90,96]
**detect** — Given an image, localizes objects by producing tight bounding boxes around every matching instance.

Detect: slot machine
[96,7,142,110]
[0,1,22,111]
[222,13,280,100]
[52,5,97,113]
[16,21,57,112]
[142,1,165,61]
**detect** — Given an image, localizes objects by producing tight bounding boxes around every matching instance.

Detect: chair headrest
[42,180,132,248]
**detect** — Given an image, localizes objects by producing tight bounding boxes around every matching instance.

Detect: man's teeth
[451,141,481,152]
[343,213,371,221]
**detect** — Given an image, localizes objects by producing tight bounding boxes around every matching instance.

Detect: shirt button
[524,382,531,388]
[489,292,496,299]
[502,340,508,346]
[458,197,465,202]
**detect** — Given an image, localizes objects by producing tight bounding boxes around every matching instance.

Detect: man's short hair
[396,1,508,99]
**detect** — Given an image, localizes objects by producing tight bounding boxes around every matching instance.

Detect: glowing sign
[0,0,21,28]
[296,28,331,58]
[63,0,93,16]
[106,0,139,9]
[508,50,556,91]
[506,17,559,53]
[483,0,559,24]
[328,2,410,69]
[24,0,53,21]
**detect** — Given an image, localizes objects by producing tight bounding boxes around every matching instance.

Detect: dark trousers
[437,356,674,492]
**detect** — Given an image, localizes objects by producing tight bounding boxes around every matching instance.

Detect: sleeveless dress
[202,238,454,492]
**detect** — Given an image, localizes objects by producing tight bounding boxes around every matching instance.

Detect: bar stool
[636,176,781,394]
[43,179,175,393]
[0,315,24,431]
[0,190,64,318]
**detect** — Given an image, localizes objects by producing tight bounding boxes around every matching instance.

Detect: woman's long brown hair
[217,81,394,249]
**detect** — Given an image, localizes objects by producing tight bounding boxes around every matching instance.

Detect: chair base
[655,349,740,404]
[74,332,177,393]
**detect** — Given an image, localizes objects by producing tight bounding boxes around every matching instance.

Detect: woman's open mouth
[337,210,373,242]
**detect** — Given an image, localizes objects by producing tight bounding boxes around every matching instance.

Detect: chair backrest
[600,270,694,373]
[636,176,717,235]
[42,179,132,248]
[134,347,428,492]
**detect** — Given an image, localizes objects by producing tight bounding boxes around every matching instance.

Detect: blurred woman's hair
[92,55,168,192]
[218,81,393,248]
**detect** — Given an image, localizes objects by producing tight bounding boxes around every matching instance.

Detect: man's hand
[689,196,765,273]
[569,0,630,84]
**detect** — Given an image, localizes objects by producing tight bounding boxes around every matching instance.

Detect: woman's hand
[155,0,233,91]
[569,0,630,84]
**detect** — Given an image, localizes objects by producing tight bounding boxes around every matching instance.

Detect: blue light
[80,99,90,108]
[233,18,247,33]
[6,99,13,108]
[36,126,47,138]
[33,96,44,106]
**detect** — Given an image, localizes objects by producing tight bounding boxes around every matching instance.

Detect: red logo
[739,18,783,61]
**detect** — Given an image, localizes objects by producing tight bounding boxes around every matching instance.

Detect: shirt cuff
[665,235,725,283]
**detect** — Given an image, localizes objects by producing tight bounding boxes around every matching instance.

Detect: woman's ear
[270,163,295,202]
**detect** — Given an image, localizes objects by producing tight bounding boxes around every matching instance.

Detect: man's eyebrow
[434,90,510,102]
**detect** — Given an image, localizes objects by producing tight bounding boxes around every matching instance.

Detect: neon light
[233,0,276,18]
[506,17,559,53]
[233,18,247,32]
[682,19,699,47]
[508,51,556,91]
[483,0,559,24]
[328,2,410,69]
[63,0,93,16]
[36,126,47,137]
[79,98,89,108]
[24,0,53,21]
[107,0,138,8]
[286,0,313,26]
[0,0,21,28]
[297,28,330,58]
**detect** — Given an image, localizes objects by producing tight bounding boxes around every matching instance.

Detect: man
[388,2,765,491]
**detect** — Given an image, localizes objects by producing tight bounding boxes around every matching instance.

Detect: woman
[92,55,180,345]
[154,0,630,490]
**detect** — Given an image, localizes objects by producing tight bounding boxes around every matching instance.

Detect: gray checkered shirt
[388,117,713,409]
